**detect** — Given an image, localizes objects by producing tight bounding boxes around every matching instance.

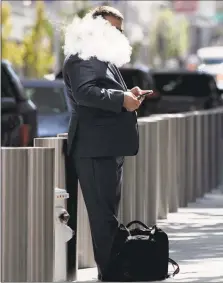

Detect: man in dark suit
[63,6,150,280]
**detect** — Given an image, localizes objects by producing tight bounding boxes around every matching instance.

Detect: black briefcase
[107,220,179,282]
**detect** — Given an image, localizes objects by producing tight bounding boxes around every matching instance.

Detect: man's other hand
[123,92,141,112]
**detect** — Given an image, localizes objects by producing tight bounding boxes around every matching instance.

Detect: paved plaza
[76,190,223,283]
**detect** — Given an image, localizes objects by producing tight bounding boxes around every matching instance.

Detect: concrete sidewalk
[76,190,223,282]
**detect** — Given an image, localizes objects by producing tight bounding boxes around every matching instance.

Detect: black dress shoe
[97,273,102,281]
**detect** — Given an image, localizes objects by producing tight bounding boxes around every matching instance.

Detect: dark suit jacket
[63,54,139,157]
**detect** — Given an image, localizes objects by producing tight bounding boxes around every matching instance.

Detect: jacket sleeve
[67,58,124,113]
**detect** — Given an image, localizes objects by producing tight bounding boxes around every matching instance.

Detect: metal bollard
[135,120,148,224]
[191,112,198,201]
[166,116,179,212]
[50,135,95,269]
[213,110,220,188]
[156,118,169,219]
[1,148,29,282]
[185,113,197,202]
[77,182,95,268]
[175,115,188,207]
[206,111,214,191]
[34,137,79,279]
[203,111,211,193]
[34,137,66,188]
[198,111,207,196]
[1,147,55,282]
[139,116,169,220]
[215,108,223,188]
[145,120,159,225]
[118,164,124,223]
[122,155,137,225]
[194,111,204,198]
[210,110,219,190]
[27,147,55,282]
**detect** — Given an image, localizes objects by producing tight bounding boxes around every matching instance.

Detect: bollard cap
[55,188,69,199]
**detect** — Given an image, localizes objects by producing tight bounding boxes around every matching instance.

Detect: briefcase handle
[126,220,150,230]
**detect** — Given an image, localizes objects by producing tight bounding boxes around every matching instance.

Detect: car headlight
[216,74,223,82]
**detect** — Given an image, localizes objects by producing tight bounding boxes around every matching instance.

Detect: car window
[1,66,15,98]
[201,58,223,65]
[153,73,215,97]
[120,70,140,89]
[122,74,138,89]
[6,63,28,100]
[119,69,154,90]
[24,85,68,114]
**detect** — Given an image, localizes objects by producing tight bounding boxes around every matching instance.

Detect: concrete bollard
[27,147,55,282]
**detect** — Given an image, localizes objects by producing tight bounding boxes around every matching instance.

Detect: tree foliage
[150,7,189,67]
[176,16,189,58]
[1,2,24,67]
[22,1,54,78]
[58,1,91,68]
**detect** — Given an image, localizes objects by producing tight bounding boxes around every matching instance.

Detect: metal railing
[1,108,223,281]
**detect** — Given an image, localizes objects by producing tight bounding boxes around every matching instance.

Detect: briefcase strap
[126,220,150,230]
[167,258,180,277]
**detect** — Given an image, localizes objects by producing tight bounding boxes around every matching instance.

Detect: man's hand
[123,92,141,112]
[130,86,152,100]
[130,86,142,97]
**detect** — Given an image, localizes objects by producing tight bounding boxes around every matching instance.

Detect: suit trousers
[73,154,124,274]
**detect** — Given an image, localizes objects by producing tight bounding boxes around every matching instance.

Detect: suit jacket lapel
[114,65,128,90]
[107,63,127,91]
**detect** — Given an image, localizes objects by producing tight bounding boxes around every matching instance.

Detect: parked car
[197,46,223,93]
[1,97,23,146]
[151,70,222,113]
[21,79,71,137]
[1,60,38,146]
[55,65,223,116]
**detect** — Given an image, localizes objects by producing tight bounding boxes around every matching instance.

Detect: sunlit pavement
[76,190,223,283]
